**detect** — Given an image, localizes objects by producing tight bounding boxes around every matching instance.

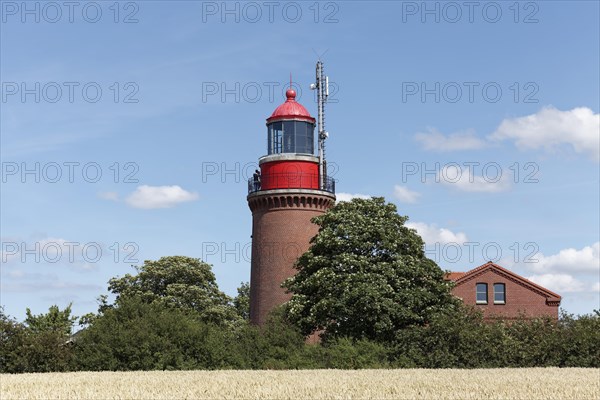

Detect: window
[494,283,506,304]
[269,122,283,154]
[283,121,295,153]
[294,122,310,154]
[476,283,488,304]
[267,121,314,155]
[296,122,315,154]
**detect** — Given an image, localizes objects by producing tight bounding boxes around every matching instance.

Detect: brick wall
[248,192,334,326]
[451,269,559,319]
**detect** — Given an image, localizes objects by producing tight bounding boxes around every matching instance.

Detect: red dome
[267,89,315,123]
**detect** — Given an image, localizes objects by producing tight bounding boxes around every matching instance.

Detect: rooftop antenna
[310,60,329,190]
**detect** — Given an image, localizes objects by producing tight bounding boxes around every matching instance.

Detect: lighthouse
[247,62,336,326]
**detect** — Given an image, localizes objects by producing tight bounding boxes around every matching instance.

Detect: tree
[78,295,110,328]
[556,310,600,367]
[0,305,78,373]
[107,256,239,326]
[0,307,26,373]
[234,282,250,320]
[283,197,459,343]
[25,304,77,336]
[74,296,232,371]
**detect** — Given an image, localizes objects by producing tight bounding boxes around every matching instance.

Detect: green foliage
[0,307,26,373]
[284,197,459,342]
[234,282,250,320]
[257,308,307,369]
[2,303,600,372]
[1,305,75,373]
[315,338,390,369]
[78,295,110,328]
[25,304,77,336]
[2,249,599,372]
[393,305,497,368]
[17,330,74,372]
[74,296,232,371]
[73,302,302,371]
[555,310,600,367]
[107,256,239,326]
[391,306,600,369]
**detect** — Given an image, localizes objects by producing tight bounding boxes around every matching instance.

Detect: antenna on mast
[310,60,329,190]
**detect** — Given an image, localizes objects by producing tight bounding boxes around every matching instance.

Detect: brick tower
[247,64,335,326]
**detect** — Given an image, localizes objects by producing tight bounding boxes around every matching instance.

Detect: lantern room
[266,89,316,155]
[267,120,315,155]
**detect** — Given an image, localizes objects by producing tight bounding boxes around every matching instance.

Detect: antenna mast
[312,61,329,190]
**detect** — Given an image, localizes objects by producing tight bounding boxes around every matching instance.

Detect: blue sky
[1,1,599,320]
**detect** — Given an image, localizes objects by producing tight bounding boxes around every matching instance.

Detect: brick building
[446,261,561,319]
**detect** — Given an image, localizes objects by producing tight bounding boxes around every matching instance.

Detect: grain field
[1,368,598,399]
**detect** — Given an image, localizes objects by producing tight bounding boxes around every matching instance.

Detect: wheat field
[1,368,598,399]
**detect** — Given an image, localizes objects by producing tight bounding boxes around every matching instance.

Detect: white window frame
[494,283,506,304]
[476,283,488,304]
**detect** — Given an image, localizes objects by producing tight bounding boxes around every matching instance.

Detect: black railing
[248,173,335,195]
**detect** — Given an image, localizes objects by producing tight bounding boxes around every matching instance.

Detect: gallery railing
[248,173,335,194]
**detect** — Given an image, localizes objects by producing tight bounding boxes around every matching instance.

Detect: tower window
[269,122,283,154]
[494,283,506,304]
[476,283,488,304]
[267,121,314,155]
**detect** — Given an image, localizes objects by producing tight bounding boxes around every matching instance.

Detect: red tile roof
[445,272,466,281]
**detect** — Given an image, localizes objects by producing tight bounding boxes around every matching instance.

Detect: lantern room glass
[268,120,314,155]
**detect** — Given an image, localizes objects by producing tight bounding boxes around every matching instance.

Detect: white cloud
[125,185,199,209]
[592,282,600,292]
[527,273,586,293]
[2,281,102,293]
[438,164,511,193]
[98,191,119,201]
[2,269,57,281]
[6,269,26,278]
[415,128,487,152]
[415,107,599,162]
[405,222,468,245]
[0,237,99,270]
[336,193,371,203]
[393,185,421,203]
[489,107,600,162]
[526,242,600,274]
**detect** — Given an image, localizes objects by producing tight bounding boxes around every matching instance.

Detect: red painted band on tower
[260,160,319,191]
